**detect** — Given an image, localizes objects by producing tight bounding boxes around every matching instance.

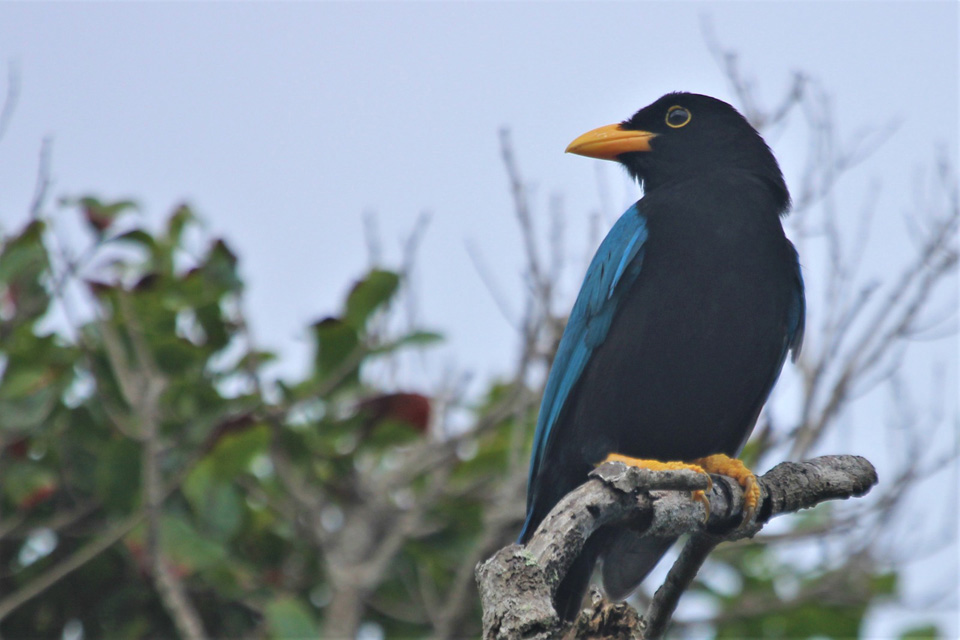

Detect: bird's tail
[600,531,676,601]
[554,530,676,621]
[555,535,603,621]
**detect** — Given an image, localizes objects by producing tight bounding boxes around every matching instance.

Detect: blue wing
[786,244,805,361]
[519,204,648,541]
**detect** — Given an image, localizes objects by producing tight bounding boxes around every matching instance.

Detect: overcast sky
[0,2,957,636]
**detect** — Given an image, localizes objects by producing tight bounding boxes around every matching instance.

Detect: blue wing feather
[519,204,648,541]
[787,246,805,361]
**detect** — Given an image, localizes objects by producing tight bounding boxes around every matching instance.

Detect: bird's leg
[599,453,712,518]
[691,454,760,523]
[599,453,761,523]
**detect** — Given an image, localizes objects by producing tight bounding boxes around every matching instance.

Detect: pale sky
[1,2,957,637]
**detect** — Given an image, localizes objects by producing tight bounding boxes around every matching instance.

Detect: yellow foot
[599,453,712,518]
[692,454,761,523]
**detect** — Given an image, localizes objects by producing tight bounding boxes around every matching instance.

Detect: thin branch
[0,501,98,542]
[0,511,144,621]
[363,209,383,267]
[500,128,545,298]
[400,210,432,334]
[0,61,19,144]
[29,138,52,220]
[466,238,519,329]
[643,534,718,638]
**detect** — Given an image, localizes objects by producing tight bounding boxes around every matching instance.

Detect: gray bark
[476,455,878,640]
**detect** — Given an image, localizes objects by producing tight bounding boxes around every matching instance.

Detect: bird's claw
[692,489,711,522]
[599,453,713,521]
[598,453,760,523]
[693,454,760,525]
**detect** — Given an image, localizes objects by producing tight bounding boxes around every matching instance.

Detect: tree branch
[115,297,208,640]
[642,533,718,638]
[476,455,877,640]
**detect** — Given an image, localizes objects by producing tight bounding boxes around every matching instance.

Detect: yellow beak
[565,124,657,160]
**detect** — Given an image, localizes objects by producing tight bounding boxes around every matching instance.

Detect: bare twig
[29,138,52,220]
[363,209,383,267]
[0,61,19,144]
[466,238,520,328]
[642,534,719,638]
[500,128,545,298]
[400,210,432,333]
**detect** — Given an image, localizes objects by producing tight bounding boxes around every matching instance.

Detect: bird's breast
[568,190,795,463]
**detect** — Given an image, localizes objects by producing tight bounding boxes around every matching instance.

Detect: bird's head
[567,92,790,214]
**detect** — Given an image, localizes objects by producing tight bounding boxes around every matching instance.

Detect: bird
[518,92,805,621]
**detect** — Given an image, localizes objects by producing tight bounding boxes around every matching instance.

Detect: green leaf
[183,424,268,538]
[372,330,444,355]
[343,269,400,329]
[0,365,54,399]
[0,377,59,432]
[0,220,50,325]
[190,476,243,540]
[871,570,898,596]
[194,302,229,351]
[76,196,139,233]
[396,329,443,346]
[201,239,241,293]
[109,229,157,250]
[207,423,271,479]
[265,596,320,639]
[0,220,46,284]
[362,419,422,449]
[95,437,141,512]
[154,337,202,375]
[312,317,360,385]
[167,203,197,246]
[1,461,57,508]
[900,625,940,639]
[160,514,229,573]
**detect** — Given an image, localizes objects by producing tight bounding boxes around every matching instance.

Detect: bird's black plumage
[520,93,805,620]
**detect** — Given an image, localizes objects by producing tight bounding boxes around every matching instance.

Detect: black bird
[518,93,805,620]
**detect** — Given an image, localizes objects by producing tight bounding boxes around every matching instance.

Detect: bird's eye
[665,106,691,128]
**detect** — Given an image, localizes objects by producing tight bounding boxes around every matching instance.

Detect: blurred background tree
[0,47,956,639]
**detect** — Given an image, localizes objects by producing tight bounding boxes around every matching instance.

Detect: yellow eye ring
[666,106,691,128]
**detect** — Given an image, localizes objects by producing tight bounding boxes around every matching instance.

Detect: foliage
[706,545,898,639]
[0,200,529,638]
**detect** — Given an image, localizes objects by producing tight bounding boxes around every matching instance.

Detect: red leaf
[359,392,431,433]
[19,483,56,510]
